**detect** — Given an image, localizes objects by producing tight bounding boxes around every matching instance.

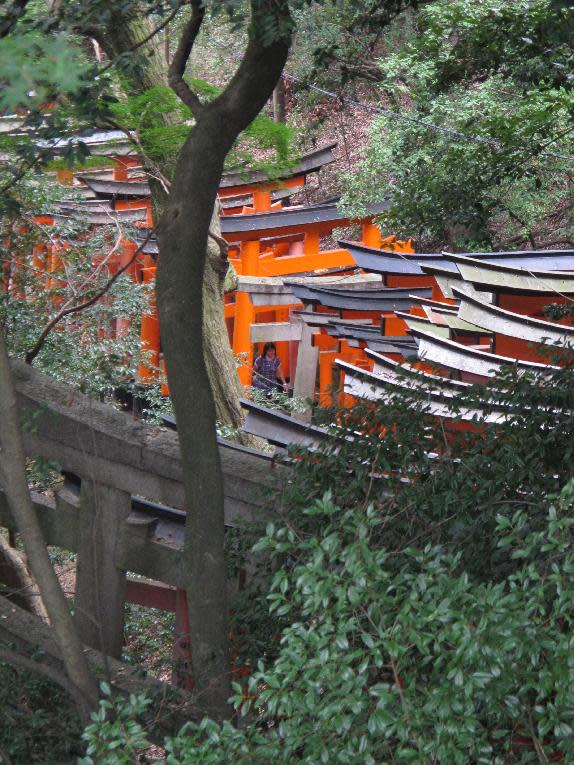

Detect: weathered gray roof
[221,200,389,235]
[219,143,337,188]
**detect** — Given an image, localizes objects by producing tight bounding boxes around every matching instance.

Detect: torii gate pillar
[233,240,259,384]
[361,222,382,249]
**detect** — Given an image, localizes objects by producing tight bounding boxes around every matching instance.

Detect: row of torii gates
[3,135,416,411]
[6,130,573,423]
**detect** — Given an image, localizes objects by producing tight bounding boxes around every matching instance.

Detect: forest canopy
[343,0,574,250]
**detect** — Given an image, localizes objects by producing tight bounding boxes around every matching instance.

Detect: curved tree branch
[0,644,92,721]
[211,0,293,135]
[167,0,206,117]
[0,335,99,713]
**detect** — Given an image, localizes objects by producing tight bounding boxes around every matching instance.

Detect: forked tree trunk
[97,17,245,431]
[96,1,291,721]
[0,330,98,718]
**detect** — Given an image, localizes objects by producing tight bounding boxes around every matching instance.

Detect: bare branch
[168,0,206,116]
[123,125,171,193]
[341,60,384,83]
[0,158,39,197]
[0,534,48,620]
[25,227,157,365]
[535,238,574,248]
[527,707,549,764]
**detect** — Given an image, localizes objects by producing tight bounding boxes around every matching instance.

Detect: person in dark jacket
[253,342,286,394]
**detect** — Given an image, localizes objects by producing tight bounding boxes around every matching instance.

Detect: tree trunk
[0,534,48,620]
[99,12,168,92]
[273,76,286,123]
[204,209,245,432]
[97,15,245,431]
[157,122,232,721]
[0,330,98,718]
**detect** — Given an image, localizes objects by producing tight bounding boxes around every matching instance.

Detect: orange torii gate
[221,201,414,385]
[217,143,337,210]
[234,276,382,410]
[21,141,419,407]
[71,144,341,385]
[232,267,425,413]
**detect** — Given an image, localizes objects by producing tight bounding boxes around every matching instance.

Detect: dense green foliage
[0,177,151,397]
[80,360,574,762]
[109,84,296,176]
[0,658,83,764]
[166,495,574,764]
[343,0,574,249]
[0,32,91,114]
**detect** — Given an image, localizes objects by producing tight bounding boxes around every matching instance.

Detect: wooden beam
[10,360,276,524]
[259,249,356,276]
[250,321,308,343]
[0,489,187,588]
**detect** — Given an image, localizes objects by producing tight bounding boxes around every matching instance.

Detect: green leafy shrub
[341,0,574,250]
[81,363,574,763]
[0,657,83,764]
[78,683,151,765]
[82,483,574,764]
[162,486,574,764]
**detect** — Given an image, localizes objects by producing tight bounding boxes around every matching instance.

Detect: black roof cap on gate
[220,199,390,234]
[76,145,338,200]
[219,143,337,188]
[79,178,151,199]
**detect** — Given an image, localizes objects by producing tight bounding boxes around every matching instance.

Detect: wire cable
[282,72,574,163]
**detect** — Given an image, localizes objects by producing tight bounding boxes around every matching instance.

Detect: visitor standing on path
[253,342,286,395]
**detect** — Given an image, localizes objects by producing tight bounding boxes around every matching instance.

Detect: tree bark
[204,209,245,431]
[98,11,169,92]
[0,534,48,620]
[96,13,246,431]
[156,2,292,719]
[273,76,286,123]
[0,330,98,718]
[157,122,232,719]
